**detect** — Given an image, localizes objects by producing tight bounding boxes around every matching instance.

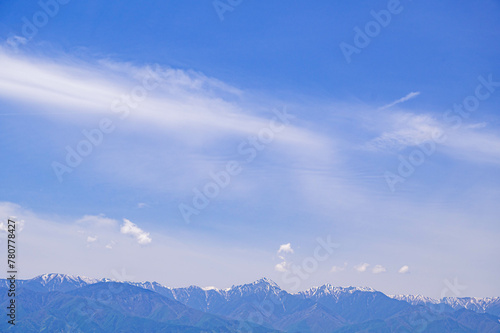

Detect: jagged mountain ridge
[0,281,275,332]
[2,273,499,332]
[4,273,499,315]
[390,294,500,316]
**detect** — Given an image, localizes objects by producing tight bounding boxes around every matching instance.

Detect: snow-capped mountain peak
[252,277,280,288]
[389,293,500,314]
[389,294,439,305]
[35,273,99,285]
[298,284,376,299]
[9,273,500,318]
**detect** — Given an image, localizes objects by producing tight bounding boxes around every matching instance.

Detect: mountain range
[1,273,499,332]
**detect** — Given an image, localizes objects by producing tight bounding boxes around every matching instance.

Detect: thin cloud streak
[378,91,421,110]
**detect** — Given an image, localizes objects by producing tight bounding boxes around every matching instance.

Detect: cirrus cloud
[378,91,421,111]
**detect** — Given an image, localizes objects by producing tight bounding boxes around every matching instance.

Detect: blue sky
[0,0,499,298]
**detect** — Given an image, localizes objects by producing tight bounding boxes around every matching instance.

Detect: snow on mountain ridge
[16,274,389,298]
[390,294,440,305]
[128,281,171,293]
[13,273,500,313]
[202,286,218,291]
[389,294,500,314]
[441,296,500,312]
[34,273,100,286]
[298,284,376,299]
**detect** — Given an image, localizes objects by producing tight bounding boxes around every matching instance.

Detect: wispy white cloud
[6,36,27,49]
[86,236,98,243]
[0,220,24,233]
[120,219,152,245]
[398,265,410,274]
[76,214,118,227]
[275,261,289,272]
[74,214,123,249]
[372,265,386,274]
[331,262,347,273]
[105,241,115,250]
[445,128,500,165]
[366,113,442,151]
[465,122,487,130]
[366,111,500,164]
[378,91,420,110]
[0,47,328,150]
[354,263,370,272]
[0,46,335,202]
[275,243,294,272]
